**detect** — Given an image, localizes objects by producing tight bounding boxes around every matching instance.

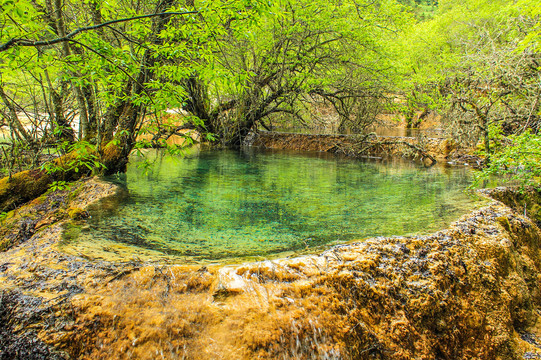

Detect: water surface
[62,148,483,263]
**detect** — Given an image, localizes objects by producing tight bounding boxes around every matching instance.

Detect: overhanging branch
[0,11,198,52]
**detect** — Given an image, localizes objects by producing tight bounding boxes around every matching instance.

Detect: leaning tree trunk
[98,0,179,175]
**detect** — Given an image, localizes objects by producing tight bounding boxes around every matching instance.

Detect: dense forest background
[0,0,540,207]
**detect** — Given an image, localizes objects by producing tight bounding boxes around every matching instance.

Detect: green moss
[0,238,11,252]
[496,216,511,232]
[528,203,541,223]
[0,170,53,212]
[29,196,47,206]
[0,209,22,242]
[101,143,122,166]
[4,209,16,221]
[67,207,87,220]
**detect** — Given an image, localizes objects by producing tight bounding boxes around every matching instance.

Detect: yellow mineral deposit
[1,179,541,359]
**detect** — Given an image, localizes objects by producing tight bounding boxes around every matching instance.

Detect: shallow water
[63,148,484,263]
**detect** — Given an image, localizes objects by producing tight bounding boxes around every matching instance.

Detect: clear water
[64,148,484,263]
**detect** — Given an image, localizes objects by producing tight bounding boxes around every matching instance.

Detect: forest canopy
[0,0,540,196]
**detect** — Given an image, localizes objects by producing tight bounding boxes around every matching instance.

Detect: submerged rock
[1,180,541,359]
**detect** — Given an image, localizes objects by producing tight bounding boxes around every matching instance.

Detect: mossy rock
[60,223,82,246]
[67,207,89,220]
[0,152,92,213]
[496,216,511,232]
[0,170,53,212]
[0,237,11,252]
[67,184,84,201]
[528,203,541,224]
[489,187,541,227]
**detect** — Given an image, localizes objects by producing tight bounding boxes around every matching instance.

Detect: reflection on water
[63,148,483,263]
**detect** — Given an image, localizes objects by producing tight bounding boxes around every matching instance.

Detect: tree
[0,0,271,168]
[0,0,270,210]
[176,0,409,146]
[395,0,540,157]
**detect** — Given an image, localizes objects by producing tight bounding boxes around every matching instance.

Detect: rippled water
[62,148,484,263]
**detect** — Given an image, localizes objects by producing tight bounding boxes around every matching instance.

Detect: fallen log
[0,153,89,213]
[331,135,437,166]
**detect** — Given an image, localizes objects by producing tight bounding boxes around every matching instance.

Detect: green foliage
[392,0,540,155]
[49,181,70,192]
[190,0,414,140]
[475,129,541,188]
[394,0,538,91]
[396,0,438,20]
[515,0,541,52]
[0,0,539,183]
[65,141,106,173]
[40,141,105,175]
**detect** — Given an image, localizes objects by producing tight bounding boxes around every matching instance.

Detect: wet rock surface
[1,180,541,359]
[0,290,66,360]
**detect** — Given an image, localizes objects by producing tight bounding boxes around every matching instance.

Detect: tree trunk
[483,115,490,161]
[471,102,490,160]
[0,85,33,144]
[98,0,179,174]
[50,82,75,142]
